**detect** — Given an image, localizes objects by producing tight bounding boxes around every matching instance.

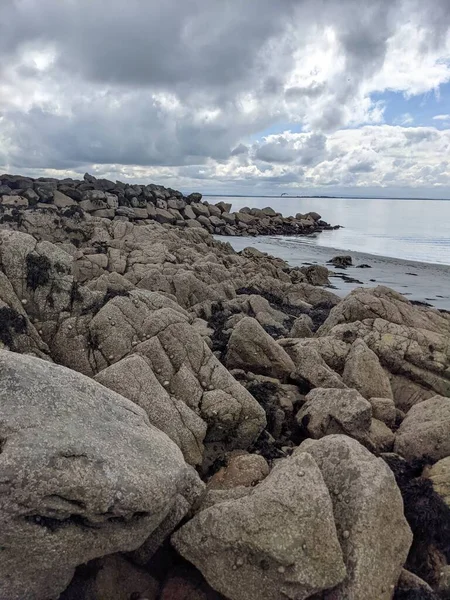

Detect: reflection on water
[207,196,450,266]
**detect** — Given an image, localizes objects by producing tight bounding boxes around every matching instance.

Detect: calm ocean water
[207,196,450,266]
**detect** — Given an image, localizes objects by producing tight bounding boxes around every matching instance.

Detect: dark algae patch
[26,254,51,291]
[0,307,27,347]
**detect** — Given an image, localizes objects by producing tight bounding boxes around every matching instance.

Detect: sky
[1,0,450,197]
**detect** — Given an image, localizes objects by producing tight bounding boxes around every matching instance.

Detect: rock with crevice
[0,350,203,600]
[172,452,346,600]
[225,317,295,381]
[298,435,413,600]
[343,338,393,399]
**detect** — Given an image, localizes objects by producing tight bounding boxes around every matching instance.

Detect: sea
[209,196,450,310]
[208,196,450,266]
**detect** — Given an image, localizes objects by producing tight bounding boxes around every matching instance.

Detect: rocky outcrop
[299,435,413,600]
[0,172,336,237]
[0,179,448,599]
[173,452,346,600]
[0,350,203,600]
[394,395,450,461]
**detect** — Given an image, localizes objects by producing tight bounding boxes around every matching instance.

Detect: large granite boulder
[394,395,450,461]
[225,317,295,380]
[342,338,393,399]
[299,435,412,600]
[0,350,203,600]
[172,452,346,600]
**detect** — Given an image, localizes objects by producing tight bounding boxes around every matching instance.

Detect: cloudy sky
[1,0,450,197]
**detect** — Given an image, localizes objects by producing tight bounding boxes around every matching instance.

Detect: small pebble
[163,381,170,387]
[108,316,112,320]
[236,557,244,567]
[298,470,305,477]
[343,530,350,539]
[21,299,27,305]
[277,566,285,574]
[302,543,306,550]
[39,330,43,335]
[208,385,214,390]
[132,341,137,346]
[68,324,73,330]
[201,381,207,388]
[108,355,114,360]
[111,321,116,326]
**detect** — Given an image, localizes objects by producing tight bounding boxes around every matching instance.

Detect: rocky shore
[0,172,336,236]
[0,174,449,600]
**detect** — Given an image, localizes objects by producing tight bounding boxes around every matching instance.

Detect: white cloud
[1,0,450,195]
[433,114,450,121]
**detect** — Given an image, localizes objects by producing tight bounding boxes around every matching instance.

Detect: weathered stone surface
[0,350,203,600]
[297,387,372,440]
[207,453,270,490]
[1,194,28,207]
[95,354,207,466]
[343,338,393,399]
[53,190,76,208]
[299,435,412,600]
[289,314,314,338]
[191,202,210,218]
[226,317,295,380]
[155,208,176,224]
[394,395,450,461]
[300,265,330,286]
[283,340,347,389]
[369,397,396,428]
[426,456,450,508]
[173,452,346,600]
[235,211,255,225]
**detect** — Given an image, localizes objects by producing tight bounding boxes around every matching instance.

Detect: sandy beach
[216,235,450,311]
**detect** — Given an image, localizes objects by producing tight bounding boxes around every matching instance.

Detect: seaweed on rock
[26,254,52,291]
[0,307,27,347]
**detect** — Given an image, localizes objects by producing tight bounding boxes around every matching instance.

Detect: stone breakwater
[0,175,449,600]
[0,172,336,236]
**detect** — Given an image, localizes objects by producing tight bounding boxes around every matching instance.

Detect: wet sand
[215,235,450,311]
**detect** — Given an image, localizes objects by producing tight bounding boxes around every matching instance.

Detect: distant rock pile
[0,172,336,236]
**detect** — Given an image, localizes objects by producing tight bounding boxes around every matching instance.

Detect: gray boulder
[95,354,207,466]
[394,395,450,461]
[299,435,412,600]
[172,452,346,600]
[0,350,203,600]
[226,317,295,380]
[297,387,372,440]
[343,339,393,399]
[191,202,210,218]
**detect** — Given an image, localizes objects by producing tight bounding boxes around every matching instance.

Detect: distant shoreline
[204,193,450,201]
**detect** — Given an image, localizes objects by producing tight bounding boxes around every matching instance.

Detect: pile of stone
[0,172,335,236]
[0,188,449,600]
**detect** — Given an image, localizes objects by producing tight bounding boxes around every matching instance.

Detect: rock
[225,317,295,380]
[221,211,236,224]
[209,215,225,228]
[191,202,210,218]
[367,418,395,452]
[185,219,203,228]
[188,193,203,203]
[159,565,225,600]
[299,435,413,600]
[261,207,277,217]
[207,453,270,490]
[394,395,450,461]
[395,569,435,598]
[133,207,150,219]
[369,397,396,428]
[0,184,12,194]
[183,205,197,220]
[168,197,186,211]
[216,201,232,213]
[425,456,450,508]
[235,212,255,225]
[300,265,330,286]
[329,255,352,268]
[155,208,176,224]
[289,314,314,338]
[197,215,213,230]
[53,190,76,208]
[296,387,372,440]
[172,452,346,600]
[307,211,322,221]
[105,193,119,209]
[0,349,203,600]
[1,194,28,207]
[92,208,116,219]
[282,340,347,389]
[60,555,159,600]
[343,339,393,399]
[437,565,450,599]
[95,354,207,466]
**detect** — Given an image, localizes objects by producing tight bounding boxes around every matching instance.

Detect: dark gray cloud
[0,0,450,189]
